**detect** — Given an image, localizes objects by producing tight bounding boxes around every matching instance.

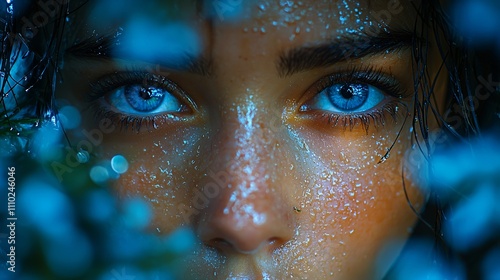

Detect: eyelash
[86,69,193,132]
[86,66,409,133]
[302,66,410,132]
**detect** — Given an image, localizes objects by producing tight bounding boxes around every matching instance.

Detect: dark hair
[397,1,500,278]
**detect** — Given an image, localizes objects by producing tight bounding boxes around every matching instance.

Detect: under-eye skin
[299,66,410,131]
[86,71,195,132]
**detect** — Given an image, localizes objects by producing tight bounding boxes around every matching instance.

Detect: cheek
[276,127,424,277]
[97,117,424,278]
[103,126,207,232]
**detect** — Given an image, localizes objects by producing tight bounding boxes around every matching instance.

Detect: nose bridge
[212,97,278,224]
[196,96,294,254]
[216,96,279,181]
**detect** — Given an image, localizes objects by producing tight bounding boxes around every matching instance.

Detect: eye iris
[328,83,369,111]
[125,85,166,112]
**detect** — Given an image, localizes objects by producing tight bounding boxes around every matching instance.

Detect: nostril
[266,237,287,253]
[207,236,288,255]
[207,238,232,252]
[209,237,262,254]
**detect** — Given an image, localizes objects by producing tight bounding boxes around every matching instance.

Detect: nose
[198,181,294,254]
[196,100,295,254]
[199,209,292,254]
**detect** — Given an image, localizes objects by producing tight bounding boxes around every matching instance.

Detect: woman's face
[58,0,446,278]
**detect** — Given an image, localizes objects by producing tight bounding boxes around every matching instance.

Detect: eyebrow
[277,31,415,77]
[66,33,214,77]
[68,29,415,78]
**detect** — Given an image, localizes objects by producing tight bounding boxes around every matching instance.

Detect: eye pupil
[125,85,166,112]
[340,84,354,99]
[327,83,369,111]
[140,87,155,100]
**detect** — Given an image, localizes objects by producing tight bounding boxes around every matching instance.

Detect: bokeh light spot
[18,180,75,238]
[44,231,93,278]
[163,227,197,254]
[483,247,500,280]
[111,154,129,174]
[116,18,201,67]
[122,198,152,229]
[83,189,116,223]
[58,105,81,130]
[90,165,110,184]
[444,183,497,251]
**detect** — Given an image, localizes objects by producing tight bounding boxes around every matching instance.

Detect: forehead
[214,0,415,35]
[79,0,418,39]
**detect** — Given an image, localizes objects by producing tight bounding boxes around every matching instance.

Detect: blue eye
[89,72,195,132]
[106,84,184,115]
[307,83,385,113]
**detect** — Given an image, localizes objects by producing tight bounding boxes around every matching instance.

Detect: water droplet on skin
[299,141,310,152]
[340,151,349,163]
[378,153,390,164]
